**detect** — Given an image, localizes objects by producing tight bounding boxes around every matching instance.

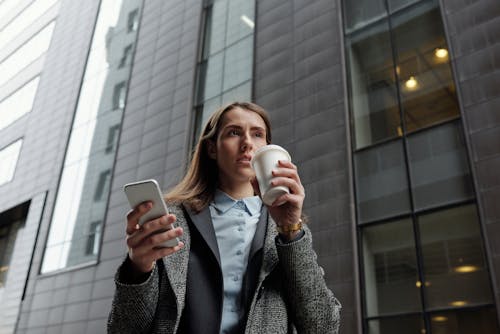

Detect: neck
[218,180,255,200]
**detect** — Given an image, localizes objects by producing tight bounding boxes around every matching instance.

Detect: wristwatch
[276,219,303,238]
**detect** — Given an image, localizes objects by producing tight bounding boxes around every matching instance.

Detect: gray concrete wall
[440,0,500,319]
[253,0,358,333]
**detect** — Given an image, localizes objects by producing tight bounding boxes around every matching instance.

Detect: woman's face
[208,107,268,188]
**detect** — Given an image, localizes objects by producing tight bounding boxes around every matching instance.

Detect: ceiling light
[405,76,418,90]
[241,15,254,29]
[450,300,467,307]
[432,316,448,322]
[435,48,448,59]
[454,265,479,273]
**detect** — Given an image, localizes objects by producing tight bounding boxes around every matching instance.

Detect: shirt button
[236,250,242,255]
[233,275,239,281]
[238,226,243,232]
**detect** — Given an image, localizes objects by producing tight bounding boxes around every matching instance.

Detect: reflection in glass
[113,81,127,109]
[343,0,386,32]
[0,219,24,287]
[0,139,22,185]
[392,0,459,132]
[362,219,421,317]
[388,0,421,13]
[430,307,499,334]
[127,9,139,32]
[355,141,411,222]
[193,0,254,135]
[346,20,401,149]
[0,77,39,130]
[0,22,55,87]
[408,122,474,210]
[222,36,253,91]
[419,205,494,310]
[41,0,142,273]
[368,314,424,334]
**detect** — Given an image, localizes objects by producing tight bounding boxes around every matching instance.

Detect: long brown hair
[165,102,272,212]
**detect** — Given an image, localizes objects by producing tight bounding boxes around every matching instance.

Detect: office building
[0,0,499,333]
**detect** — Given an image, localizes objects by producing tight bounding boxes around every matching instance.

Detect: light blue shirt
[209,189,262,334]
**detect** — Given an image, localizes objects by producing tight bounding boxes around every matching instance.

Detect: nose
[241,133,253,152]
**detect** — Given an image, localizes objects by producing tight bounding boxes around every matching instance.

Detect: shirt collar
[211,189,262,215]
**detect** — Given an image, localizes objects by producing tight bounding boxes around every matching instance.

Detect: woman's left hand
[251,160,305,228]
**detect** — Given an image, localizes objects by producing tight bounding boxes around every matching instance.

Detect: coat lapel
[185,205,221,267]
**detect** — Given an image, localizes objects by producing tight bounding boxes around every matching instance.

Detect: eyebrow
[223,124,266,132]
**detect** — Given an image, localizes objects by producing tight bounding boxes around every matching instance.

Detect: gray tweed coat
[108,204,341,333]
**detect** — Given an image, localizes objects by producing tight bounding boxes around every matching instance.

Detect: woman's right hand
[125,201,184,273]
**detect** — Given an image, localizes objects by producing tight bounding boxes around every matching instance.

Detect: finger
[146,226,183,249]
[278,160,297,170]
[270,177,305,196]
[272,167,301,184]
[149,241,185,260]
[270,192,303,207]
[127,214,176,248]
[126,201,153,234]
[130,228,184,259]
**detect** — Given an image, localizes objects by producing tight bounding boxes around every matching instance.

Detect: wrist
[276,219,303,240]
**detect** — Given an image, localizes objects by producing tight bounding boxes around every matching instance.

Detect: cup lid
[253,144,291,160]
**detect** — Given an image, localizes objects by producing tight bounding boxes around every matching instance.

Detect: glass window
[362,219,421,317]
[0,77,39,130]
[112,81,126,110]
[222,35,253,91]
[392,0,459,132]
[388,0,422,12]
[408,122,474,210]
[41,0,142,273]
[346,20,401,149]
[419,205,494,310]
[85,221,101,256]
[105,124,120,153]
[118,44,133,68]
[225,0,254,46]
[127,9,139,32]
[0,0,58,51]
[367,315,424,334]
[355,140,411,222]
[343,0,386,32]
[0,139,22,186]
[94,170,111,201]
[193,0,255,141]
[0,219,24,287]
[430,307,499,334]
[0,21,55,87]
[203,51,224,101]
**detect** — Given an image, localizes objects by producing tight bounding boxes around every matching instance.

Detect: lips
[237,154,252,163]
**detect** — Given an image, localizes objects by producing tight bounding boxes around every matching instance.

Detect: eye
[228,129,240,136]
[254,131,264,138]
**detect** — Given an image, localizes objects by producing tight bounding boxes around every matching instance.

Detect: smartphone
[123,179,179,248]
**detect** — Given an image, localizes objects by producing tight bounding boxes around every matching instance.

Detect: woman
[108,102,341,333]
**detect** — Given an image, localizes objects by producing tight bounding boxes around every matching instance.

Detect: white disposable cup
[252,144,291,206]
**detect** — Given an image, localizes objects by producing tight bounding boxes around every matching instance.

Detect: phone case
[123,179,179,248]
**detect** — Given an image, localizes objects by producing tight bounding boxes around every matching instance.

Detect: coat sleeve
[276,226,342,334]
[107,258,160,334]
